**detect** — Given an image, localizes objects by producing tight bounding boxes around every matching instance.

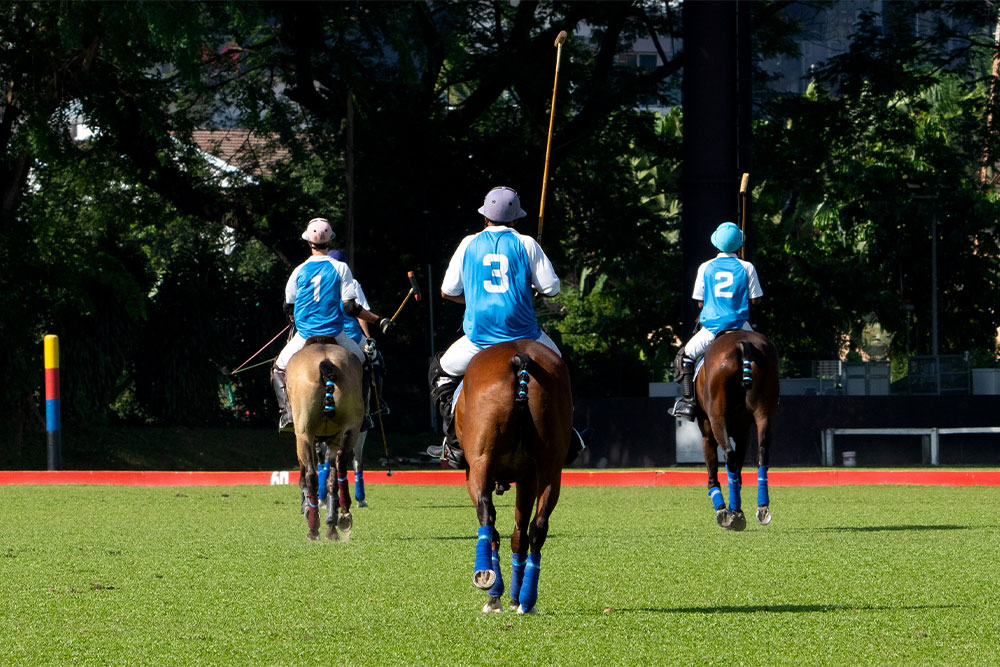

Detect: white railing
[821,427,1000,466]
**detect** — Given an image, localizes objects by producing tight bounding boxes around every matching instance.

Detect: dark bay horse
[285,336,364,541]
[695,329,779,531]
[456,339,572,615]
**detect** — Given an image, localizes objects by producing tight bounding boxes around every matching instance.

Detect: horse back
[699,330,779,418]
[458,340,572,474]
[285,342,364,438]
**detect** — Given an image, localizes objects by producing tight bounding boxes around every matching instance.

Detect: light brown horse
[695,329,779,531]
[285,336,364,541]
[456,339,572,615]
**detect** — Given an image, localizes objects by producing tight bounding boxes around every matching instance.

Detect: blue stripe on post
[46,399,61,432]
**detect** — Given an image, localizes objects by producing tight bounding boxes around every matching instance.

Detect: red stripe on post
[45,367,60,400]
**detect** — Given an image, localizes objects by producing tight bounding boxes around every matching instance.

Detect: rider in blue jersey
[270,218,393,431]
[670,222,763,420]
[427,186,563,468]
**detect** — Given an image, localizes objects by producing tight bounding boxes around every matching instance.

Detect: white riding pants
[439,331,561,377]
[683,322,754,361]
[275,331,365,371]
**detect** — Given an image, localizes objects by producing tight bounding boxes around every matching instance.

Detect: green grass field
[2,482,999,665]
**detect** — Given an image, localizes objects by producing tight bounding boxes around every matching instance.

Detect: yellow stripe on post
[44,334,60,370]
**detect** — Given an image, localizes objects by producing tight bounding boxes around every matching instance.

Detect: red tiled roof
[189,129,289,176]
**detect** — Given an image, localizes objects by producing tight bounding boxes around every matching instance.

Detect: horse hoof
[716,509,732,528]
[726,510,746,532]
[307,530,319,541]
[756,505,772,525]
[482,597,504,614]
[473,569,497,590]
[516,604,537,615]
[337,512,352,541]
[357,500,369,508]
[325,524,339,541]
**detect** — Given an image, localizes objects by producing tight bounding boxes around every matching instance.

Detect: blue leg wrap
[727,466,742,512]
[757,465,769,506]
[487,545,505,598]
[518,553,541,612]
[317,462,330,502]
[708,485,725,511]
[474,526,493,575]
[354,470,365,503]
[510,555,525,604]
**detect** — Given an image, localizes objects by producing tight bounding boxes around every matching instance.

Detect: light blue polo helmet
[710,222,743,253]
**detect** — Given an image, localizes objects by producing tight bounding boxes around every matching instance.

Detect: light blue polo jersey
[461,228,541,346]
[699,255,751,333]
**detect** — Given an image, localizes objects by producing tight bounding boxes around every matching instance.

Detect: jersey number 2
[713,271,734,298]
[483,254,510,293]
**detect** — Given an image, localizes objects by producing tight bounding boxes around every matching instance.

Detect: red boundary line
[0,469,999,487]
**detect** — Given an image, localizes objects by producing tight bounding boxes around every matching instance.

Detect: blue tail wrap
[519,553,541,611]
[727,466,742,511]
[474,526,493,575]
[317,462,330,501]
[757,465,769,506]
[510,555,526,604]
[708,485,725,511]
[324,380,335,414]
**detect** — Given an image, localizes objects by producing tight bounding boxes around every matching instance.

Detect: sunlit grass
[1,484,998,665]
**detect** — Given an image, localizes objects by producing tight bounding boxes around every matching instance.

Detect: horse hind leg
[296,432,321,541]
[755,418,773,526]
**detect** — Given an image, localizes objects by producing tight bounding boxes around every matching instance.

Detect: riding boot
[271,367,293,431]
[669,351,698,421]
[426,353,464,469]
[360,359,374,432]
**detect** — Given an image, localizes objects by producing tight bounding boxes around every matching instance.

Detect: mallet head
[554,30,568,47]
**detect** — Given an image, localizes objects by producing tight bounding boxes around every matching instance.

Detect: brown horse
[456,339,572,615]
[695,329,779,531]
[285,336,364,541]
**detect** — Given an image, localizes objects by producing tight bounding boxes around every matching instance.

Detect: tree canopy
[2,1,1000,465]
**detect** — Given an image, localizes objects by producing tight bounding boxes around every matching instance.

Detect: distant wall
[571,395,1000,468]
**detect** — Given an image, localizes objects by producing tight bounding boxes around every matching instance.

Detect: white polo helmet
[477,186,527,223]
[301,217,335,245]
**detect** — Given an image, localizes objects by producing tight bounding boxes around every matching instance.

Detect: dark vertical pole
[681,0,739,335]
[737,0,753,260]
[345,94,356,266]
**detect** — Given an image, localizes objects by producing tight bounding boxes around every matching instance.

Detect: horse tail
[738,339,753,389]
[510,353,532,406]
[319,359,337,415]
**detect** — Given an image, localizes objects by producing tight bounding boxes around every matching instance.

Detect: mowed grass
[1,482,999,665]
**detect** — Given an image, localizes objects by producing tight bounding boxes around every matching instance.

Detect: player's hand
[379,318,394,334]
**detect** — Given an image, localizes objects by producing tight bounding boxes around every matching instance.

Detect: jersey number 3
[713,271,734,298]
[483,254,510,294]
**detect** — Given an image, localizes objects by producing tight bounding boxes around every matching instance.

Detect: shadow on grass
[628,603,971,614]
[821,524,968,533]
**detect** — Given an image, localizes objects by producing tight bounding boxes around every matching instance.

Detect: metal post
[427,263,437,431]
[931,208,938,357]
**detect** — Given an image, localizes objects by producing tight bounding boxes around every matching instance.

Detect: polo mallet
[739,172,749,260]
[387,270,422,323]
[369,367,393,476]
[537,29,569,245]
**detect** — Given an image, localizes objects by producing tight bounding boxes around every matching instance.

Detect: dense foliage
[2,1,1000,464]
